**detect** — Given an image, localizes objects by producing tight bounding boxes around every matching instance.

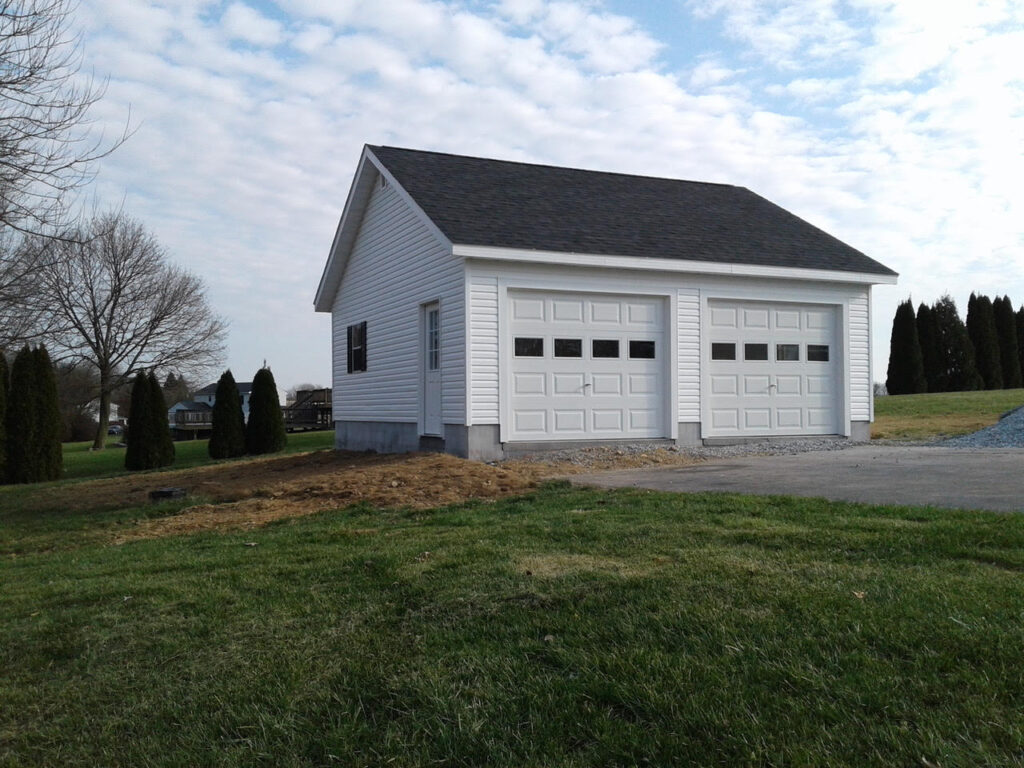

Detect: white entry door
[423,302,442,435]
[704,300,839,437]
[507,290,667,441]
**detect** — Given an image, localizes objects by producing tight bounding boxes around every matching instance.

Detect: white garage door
[508,291,666,441]
[705,300,839,437]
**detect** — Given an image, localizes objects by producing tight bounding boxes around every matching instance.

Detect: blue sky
[75,0,1024,391]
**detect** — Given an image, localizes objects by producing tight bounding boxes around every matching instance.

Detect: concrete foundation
[676,422,701,447]
[850,421,871,441]
[444,424,504,462]
[334,421,421,454]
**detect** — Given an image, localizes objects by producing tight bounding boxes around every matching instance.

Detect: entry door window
[427,308,440,370]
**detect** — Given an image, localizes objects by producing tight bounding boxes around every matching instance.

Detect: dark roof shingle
[368,145,896,276]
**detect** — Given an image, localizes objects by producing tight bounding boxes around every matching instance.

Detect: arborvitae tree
[885,299,926,395]
[1017,305,1024,387]
[209,369,246,459]
[932,295,982,392]
[33,346,62,481]
[0,352,7,481]
[5,347,36,483]
[246,367,287,455]
[966,293,1002,389]
[916,303,942,393]
[124,372,151,471]
[147,371,175,467]
[992,296,1022,389]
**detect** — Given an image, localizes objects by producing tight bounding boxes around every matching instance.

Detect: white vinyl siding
[848,290,871,421]
[468,276,499,423]
[465,259,872,437]
[332,182,464,423]
[677,288,700,422]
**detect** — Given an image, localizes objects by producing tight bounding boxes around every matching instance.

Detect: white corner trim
[453,244,898,286]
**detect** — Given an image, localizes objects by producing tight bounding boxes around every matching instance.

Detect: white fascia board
[314,146,376,313]
[452,244,899,286]
[313,147,455,313]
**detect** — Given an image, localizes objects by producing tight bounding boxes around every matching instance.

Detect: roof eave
[453,244,898,285]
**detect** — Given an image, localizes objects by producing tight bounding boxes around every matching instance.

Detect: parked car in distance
[108,425,124,436]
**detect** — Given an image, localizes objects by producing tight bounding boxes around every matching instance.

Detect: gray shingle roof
[369,145,896,277]
[194,382,253,396]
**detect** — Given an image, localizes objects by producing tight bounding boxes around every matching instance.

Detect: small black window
[808,344,830,362]
[592,339,620,358]
[514,337,544,357]
[711,343,736,361]
[744,343,768,361]
[629,340,656,359]
[554,338,582,358]
[776,344,800,362]
[347,321,367,373]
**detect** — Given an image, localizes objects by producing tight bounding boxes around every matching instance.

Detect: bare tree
[1,0,127,235]
[35,212,227,449]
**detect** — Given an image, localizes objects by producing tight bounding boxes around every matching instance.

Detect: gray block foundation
[676,422,701,447]
[850,421,871,441]
[334,421,421,454]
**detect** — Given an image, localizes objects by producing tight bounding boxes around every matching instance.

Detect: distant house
[167,381,253,439]
[283,388,332,431]
[315,145,897,460]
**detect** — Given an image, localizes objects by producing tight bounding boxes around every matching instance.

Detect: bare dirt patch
[31,445,702,543]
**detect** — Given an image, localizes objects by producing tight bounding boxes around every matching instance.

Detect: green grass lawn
[2,482,1023,766]
[873,388,1024,440]
[60,429,335,480]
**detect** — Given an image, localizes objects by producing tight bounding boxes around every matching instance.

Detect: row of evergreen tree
[887,294,1024,395]
[208,368,287,459]
[0,346,63,484]
[125,372,176,470]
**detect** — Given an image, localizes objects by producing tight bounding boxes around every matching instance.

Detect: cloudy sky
[76,0,1024,391]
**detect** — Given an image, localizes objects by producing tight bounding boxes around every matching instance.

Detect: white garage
[506,290,667,441]
[316,145,898,460]
[704,300,839,438]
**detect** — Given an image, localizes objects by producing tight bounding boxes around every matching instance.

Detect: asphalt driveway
[570,445,1024,512]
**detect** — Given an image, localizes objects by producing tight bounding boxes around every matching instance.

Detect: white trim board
[453,244,898,286]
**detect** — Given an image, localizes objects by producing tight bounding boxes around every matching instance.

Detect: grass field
[60,429,335,479]
[2,480,1023,766]
[872,388,1024,440]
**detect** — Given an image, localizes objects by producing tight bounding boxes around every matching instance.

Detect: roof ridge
[367,144,745,191]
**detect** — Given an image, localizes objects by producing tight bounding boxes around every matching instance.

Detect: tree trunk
[92,381,110,451]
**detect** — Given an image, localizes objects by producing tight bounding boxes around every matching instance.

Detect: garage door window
[776,344,800,361]
[808,344,830,362]
[744,343,768,361]
[629,340,656,359]
[514,337,544,357]
[554,338,582,358]
[711,342,735,360]
[592,339,620,358]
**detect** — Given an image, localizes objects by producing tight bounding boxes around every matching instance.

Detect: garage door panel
[512,298,545,321]
[711,375,738,395]
[552,300,584,322]
[509,290,667,441]
[513,373,546,395]
[628,374,657,395]
[776,408,803,429]
[744,409,771,429]
[775,375,802,395]
[711,409,739,430]
[553,410,585,432]
[513,410,546,433]
[590,301,621,323]
[743,308,769,328]
[553,373,585,395]
[775,310,801,330]
[592,409,623,431]
[629,409,658,430]
[707,300,838,437]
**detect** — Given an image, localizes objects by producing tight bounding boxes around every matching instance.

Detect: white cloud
[222,2,284,47]
[71,0,1024,387]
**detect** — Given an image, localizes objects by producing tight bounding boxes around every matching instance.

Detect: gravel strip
[505,436,864,469]
[939,406,1024,448]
